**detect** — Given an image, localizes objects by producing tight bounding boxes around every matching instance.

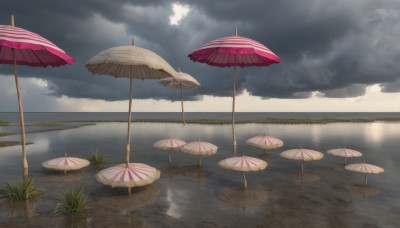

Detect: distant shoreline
[3,117,400,126]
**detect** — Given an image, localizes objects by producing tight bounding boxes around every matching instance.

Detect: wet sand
[0,122,399,227]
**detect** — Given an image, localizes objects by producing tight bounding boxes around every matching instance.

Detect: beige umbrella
[246,134,284,152]
[153,137,186,163]
[327,148,362,165]
[41,156,90,174]
[85,40,176,194]
[159,71,201,125]
[180,140,218,167]
[280,148,323,174]
[344,162,384,185]
[218,156,267,189]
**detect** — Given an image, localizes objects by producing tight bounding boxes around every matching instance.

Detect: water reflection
[0,121,399,226]
[218,187,267,215]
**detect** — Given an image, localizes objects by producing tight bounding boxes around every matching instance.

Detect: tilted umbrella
[85,40,176,194]
[42,155,90,174]
[153,137,186,163]
[218,156,267,189]
[158,71,200,125]
[180,140,218,167]
[0,16,74,179]
[188,28,280,152]
[327,148,362,165]
[246,134,284,152]
[280,148,324,174]
[344,162,384,185]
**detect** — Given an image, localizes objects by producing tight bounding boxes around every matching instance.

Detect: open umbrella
[280,148,323,174]
[158,71,200,125]
[327,148,362,165]
[188,28,280,152]
[180,140,218,167]
[153,137,186,163]
[218,156,267,189]
[0,16,74,179]
[344,162,384,185]
[42,155,90,174]
[246,134,284,152]
[85,40,176,194]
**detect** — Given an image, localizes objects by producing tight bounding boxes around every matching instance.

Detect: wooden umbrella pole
[11,16,28,180]
[243,172,247,190]
[365,173,368,185]
[126,77,133,165]
[232,66,237,153]
[180,84,186,125]
[126,77,133,195]
[344,157,347,166]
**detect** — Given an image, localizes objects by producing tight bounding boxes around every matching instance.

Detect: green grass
[0,141,33,148]
[0,120,9,126]
[88,149,108,165]
[54,187,89,216]
[0,178,42,201]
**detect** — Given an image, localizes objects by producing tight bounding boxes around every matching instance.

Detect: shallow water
[0,122,399,227]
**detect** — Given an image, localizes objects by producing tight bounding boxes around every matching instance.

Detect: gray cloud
[1,0,400,103]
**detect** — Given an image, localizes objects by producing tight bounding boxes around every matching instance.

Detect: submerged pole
[126,77,133,194]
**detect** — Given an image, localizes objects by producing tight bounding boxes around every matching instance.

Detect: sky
[1,0,400,112]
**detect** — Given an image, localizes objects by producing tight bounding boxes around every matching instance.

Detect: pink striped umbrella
[327,148,362,165]
[42,157,90,174]
[188,28,280,152]
[96,163,160,190]
[280,148,324,174]
[180,140,218,167]
[218,156,267,189]
[0,16,74,180]
[345,163,384,185]
[246,135,284,151]
[153,137,186,163]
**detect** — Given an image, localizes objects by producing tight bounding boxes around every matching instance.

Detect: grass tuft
[0,178,42,201]
[54,187,89,216]
[88,149,108,165]
[0,120,9,126]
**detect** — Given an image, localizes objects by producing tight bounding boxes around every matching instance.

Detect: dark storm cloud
[1,0,400,102]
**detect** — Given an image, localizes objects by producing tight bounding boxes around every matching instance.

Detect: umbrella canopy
[280,148,324,174]
[188,29,280,153]
[246,135,284,150]
[218,156,267,189]
[86,42,176,193]
[158,71,200,125]
[180,140,218,167]
[96,163,160,188]
[0,16,74,180]
[153,137,186,163]
[42,157,90,174]
[327,148,362,165]
[345,163,384,185]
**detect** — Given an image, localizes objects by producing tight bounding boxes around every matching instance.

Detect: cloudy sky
[1,0,400,112]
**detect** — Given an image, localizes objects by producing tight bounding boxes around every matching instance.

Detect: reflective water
[0,122,399,227]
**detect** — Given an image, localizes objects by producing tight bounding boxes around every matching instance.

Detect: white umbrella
[246,134,284,151]
[96,163,160,188]
[327,148,362,165]
[85,41,176,194]
[153,137,186,163]
[280,148,324,174]
[218,156,267,189]
[344,162,384,185]
[180,140,218,167]
[159,71,200,125]
[42,156,90,174]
